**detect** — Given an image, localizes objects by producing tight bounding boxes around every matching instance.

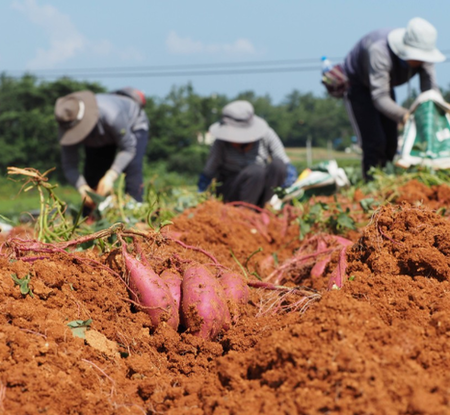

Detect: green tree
[146,83,227,175]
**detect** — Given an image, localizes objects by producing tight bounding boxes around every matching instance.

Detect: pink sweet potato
[181,264,231,340]
[160,269,182,312]
[218,271,249,322]
[218,272,249,305]
[121,242,179,330]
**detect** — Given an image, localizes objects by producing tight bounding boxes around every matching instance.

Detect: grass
[0,148,361,222]
[0,177,80,222]
[285,147,361,173]
[286,147,361,161]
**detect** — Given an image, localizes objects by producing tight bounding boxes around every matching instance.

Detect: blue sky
[1,0,449,104]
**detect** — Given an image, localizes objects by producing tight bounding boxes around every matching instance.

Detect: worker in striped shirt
[198,100,297,208]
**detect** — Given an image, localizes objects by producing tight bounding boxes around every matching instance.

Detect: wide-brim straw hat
[54,91,99,145]
[388,17,445,63]
[209,100,268,143]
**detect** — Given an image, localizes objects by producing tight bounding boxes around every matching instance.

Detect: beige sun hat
[388,17,445,63]
[209,100,268,143]
[54,91,99,145]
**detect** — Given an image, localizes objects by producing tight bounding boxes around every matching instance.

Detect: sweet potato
[181,264,231,340]
[160,269,182,312]
[218,272,249,305]
[121,242,179,330]
[219,271,249,322]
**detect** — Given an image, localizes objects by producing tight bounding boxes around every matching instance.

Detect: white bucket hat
[209,100,268,143]
[388,17,445,63]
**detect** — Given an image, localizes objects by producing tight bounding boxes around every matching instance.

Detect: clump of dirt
[394,179,450,210]
[2,193,450,414]
[349,203,450,281]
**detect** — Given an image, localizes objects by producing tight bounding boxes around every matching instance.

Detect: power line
[7,57,346,75]
[5,52,450,80]
[7,49,450,75]
[23,65,324,80]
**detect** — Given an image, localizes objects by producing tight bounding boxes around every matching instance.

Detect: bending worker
[198,100,297,208]
[54,90,149,208]
[343,17,445,180]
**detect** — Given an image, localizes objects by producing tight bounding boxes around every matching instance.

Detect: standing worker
[197,100,297,208]
[343,17,445,180]
[54,89,149,209]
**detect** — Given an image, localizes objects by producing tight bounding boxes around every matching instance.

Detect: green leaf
[159,220,173,228]
[86,190,106,206]
[10,273,34,298]
[336,212,356,230]
[359,198,378,213]
[310,204,323,217]
[67,319,93,339]
[297,218,311,240]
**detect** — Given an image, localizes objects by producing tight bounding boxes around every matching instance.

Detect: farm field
[2,171,450,414]
[285,146,361,162]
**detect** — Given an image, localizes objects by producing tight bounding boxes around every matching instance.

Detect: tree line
[0,74,447,183]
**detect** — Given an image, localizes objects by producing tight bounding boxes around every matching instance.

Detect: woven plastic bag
[396,90,450,169]
[270,160,350,210]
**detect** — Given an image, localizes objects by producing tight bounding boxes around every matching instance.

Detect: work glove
[78,184,96,208]
[403,111,410,124]
[97,169,119,197]
[399,111,410,129]
[197,173,212,193]
[282,163,298,188]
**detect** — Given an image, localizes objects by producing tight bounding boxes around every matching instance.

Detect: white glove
[78,184,95,208]
[97,169,119,197]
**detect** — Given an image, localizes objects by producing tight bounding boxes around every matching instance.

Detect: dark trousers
[218,158,287,208]
[84,129,149,202]
[346,84,398,180]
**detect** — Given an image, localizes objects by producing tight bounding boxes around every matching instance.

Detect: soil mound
[2,198,450,414]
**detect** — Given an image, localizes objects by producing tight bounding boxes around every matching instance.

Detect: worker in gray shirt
[198,100,297,208]
[343,17,445,180]
[54,89,149,209]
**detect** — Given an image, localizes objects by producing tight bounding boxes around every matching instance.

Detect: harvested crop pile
[2,194,450,414]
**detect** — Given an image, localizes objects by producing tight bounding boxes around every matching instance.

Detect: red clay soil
[2,185,450,414]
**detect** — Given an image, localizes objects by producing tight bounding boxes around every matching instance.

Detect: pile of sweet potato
[121,238,249,340]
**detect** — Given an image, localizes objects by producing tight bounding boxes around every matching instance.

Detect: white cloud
[116,46,145,62]
[89,39,114,57]
[12,0,86,68]
[166,31,257,56]
[11,0,145,68]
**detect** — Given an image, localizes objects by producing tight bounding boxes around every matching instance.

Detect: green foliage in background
[0,75,357,184]
[1,73,450,193]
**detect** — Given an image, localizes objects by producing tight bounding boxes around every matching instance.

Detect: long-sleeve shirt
[61,93,149,189]
[202,127,290,179]
[344,28,439,122]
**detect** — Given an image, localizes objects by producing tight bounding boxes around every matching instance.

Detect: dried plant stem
[81,359,116,397]
[8,223,125,254]
[167,238,220,265]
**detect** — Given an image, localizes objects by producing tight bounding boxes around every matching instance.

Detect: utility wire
[24,65,324,80]
[7,57,346,75]
[5,51,450,79]
[9,49,450,74]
